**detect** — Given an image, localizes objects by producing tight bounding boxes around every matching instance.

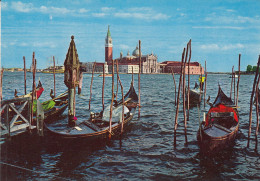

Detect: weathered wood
[255,80,259,150]
[204,60,207,108]
[248,56,260,147]
[132,66,134,83]
[233,66,236,102]
[117,71,124,134]
[23,56,27,95]
[236,54,241,106]
[174,48,185,147]
[53,56,56,97]
[109,60,115,135]
[31,56,36,124]
[37,99,44,136]
[115,59,119,101]
[230,66,234,99]
[187,40,191,122]
[138,40,141,118]
[183,43,189,143]
[0,68,3,102]
[10,101,28,127]
[171,70,177,106]
[0,104,7,114]
[5,105,10,137]
[102,64,105,111]
[89,62,96,110]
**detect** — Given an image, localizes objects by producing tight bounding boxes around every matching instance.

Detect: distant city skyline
[1,0,260,72]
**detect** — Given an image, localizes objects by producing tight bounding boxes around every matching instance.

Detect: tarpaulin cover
[205,104,238,126]
[33,100,55,113]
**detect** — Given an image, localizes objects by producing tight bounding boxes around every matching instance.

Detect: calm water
[1,71,259,180]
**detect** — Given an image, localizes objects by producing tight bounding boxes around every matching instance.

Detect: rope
[0,161,70,180]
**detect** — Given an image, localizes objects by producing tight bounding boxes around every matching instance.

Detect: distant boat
[42,66,64,73]
[98,74,112,77]
[229,74,238,78]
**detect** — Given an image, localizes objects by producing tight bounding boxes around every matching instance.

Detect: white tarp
[102,105,129,123]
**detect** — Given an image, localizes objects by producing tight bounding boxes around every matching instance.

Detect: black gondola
[197,86,239,153]
[45,82,138,140]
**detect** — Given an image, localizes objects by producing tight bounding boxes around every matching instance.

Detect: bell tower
[105,25,113,63]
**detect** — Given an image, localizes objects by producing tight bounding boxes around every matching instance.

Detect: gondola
[15,80,44,99]
[45,82,138,140]
[197,86,239,153]
[186,82,203,104]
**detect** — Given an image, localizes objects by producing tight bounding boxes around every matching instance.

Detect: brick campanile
[105,25,113,63]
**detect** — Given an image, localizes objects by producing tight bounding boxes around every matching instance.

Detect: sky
[1,0,260,72]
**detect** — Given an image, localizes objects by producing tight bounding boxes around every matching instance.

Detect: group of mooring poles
[248,55,260,150]
[230,54,241,107]
[173,39,192,147]
[21,52,44,135]
[88,41,142,138]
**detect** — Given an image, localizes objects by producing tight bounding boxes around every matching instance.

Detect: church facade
[105,26,160,74]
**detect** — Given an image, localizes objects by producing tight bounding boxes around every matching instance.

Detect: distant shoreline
[2,70,255,75]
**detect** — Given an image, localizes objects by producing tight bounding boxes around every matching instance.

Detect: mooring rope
[0,161,70,180]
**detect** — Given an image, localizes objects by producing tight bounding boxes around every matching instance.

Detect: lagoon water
[1,71,259,180]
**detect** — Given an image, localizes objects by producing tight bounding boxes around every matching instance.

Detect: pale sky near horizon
[1,0,260,72]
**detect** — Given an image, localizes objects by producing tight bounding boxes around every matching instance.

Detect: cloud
[1,2,8,9]
[199,43,244,51]
[114,12,169,21]
[205,14,260,24]
[11,1,34,13]
[92,13,106,17]
[9,1,88,16]
[33,42,56,48]
[101,7,115,12]
[49,15,53,20]
[192,26,244,30]
[119,44,130,50]
[79,8,88,13]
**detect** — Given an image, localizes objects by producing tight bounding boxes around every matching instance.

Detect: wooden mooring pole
[230,66,234,99]
[53,56,56,97]
[236,54,241,106]
[0,68,3,102]
[248,56,260,148]
[23,56,27,95]
[138,40,141,118]
[183,43,189,143]
[174,48,185,147]
[89,62,96,110]
[102,64,105,111]
[31,57,36,125]
[255,73,260,151]
[233,66,236,102]
[109,60,115,137]
[171,70,177,106]
[116,60,124,134]
[115,60,119,101]
[204,60,207,108]
[187,40,191,121]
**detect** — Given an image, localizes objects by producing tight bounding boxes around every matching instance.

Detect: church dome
[132,45,141,57]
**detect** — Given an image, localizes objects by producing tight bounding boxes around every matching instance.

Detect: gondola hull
[187,88,203,104]
[197,86,239,153]
[197,122,239,153]
[44,82,138,141]
[45,112,135,140]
